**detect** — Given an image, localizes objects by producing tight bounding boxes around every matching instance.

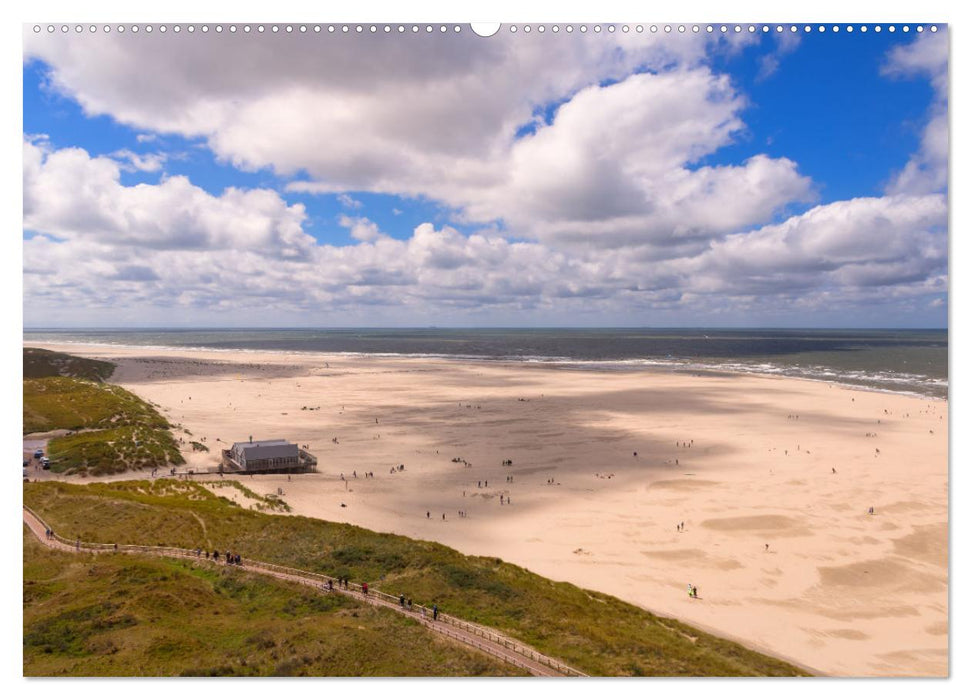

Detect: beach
[24,342,949,677]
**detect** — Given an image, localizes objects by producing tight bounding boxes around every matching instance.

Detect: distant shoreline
[22,336,949,401]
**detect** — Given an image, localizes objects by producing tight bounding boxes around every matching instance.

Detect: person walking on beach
[765,544,770,552]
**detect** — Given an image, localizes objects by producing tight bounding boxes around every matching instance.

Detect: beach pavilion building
[222,439,317,474]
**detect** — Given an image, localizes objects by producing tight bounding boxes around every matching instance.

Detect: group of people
[201,549,242,566]
[687,584,699,598]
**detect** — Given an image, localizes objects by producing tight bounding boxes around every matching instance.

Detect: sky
[21,23,949,328]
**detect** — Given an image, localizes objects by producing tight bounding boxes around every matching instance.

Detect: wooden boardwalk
[22,506,587,678]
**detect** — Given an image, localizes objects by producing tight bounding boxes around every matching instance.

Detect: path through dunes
[22,506,581,678]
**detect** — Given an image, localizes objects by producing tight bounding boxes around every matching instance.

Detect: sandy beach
[24,342,948,677]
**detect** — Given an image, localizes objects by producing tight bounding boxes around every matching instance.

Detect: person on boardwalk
[433,604,439,621]
[362,582,369,596]
[75,538,80,551]
[400,594,406,608]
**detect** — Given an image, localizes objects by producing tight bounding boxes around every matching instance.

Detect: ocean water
[23,328,948,400]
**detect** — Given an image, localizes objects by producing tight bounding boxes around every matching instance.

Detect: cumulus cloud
[24,29,810,246]
[683,194,947,297]
[492,68,813,247]
[24,138,314,259]
[339,215,385,243]
[22,142,947,326]
[110,148,168,172]
[883,31,949,196]
[21,31,948,326]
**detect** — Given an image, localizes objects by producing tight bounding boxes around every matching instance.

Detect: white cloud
[338,215,385,243]
[756,31,801,82]
[111,148,168,172]
[883,31,949,196]
[24,139,314,259]
[683,194,947,297]
[20,31,948,326]
[337,193,363,210]
[22,142,947,326]
[24,30,811,247]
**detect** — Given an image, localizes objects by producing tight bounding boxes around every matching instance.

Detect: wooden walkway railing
[22,505,587,678]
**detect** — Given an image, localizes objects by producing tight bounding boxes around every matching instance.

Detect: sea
[22,328,948,400]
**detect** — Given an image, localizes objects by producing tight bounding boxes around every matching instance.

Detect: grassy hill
[23,528,518,677]
[23,347,116,381]
[23,348,183,475]
[24,480,810,677]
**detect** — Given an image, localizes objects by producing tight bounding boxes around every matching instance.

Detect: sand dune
[24,343,948,677]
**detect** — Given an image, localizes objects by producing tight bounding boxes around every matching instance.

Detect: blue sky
[22,24,948,327]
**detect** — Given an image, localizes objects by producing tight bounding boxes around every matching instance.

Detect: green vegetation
[23,347,116,382]
[206,481,292,513]
[23,349,184,475]
[47,426,184,476]
[190,441,209,452]
[24,481,810,677]
[24,376,172,435]
[23,528,517,677]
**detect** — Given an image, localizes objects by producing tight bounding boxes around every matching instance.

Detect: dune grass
[24,480,810,677]
[23,528,518,677]
[23,347,116,382]
[23,373,184,475]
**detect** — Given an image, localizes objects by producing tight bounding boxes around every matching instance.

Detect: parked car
[23,459,29,467]
[40,457,51,470]
[34,448,43,459]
